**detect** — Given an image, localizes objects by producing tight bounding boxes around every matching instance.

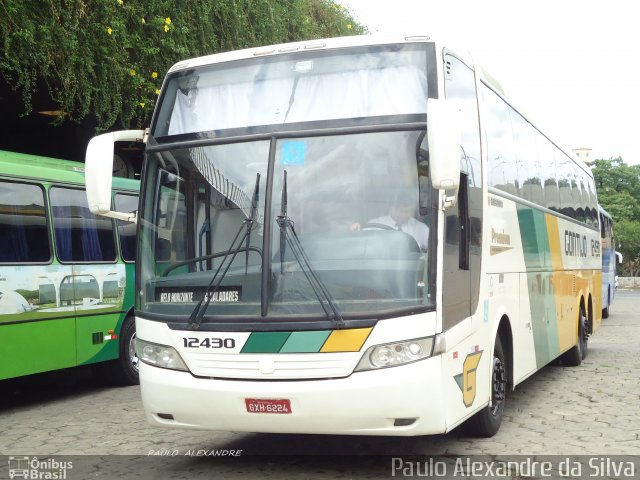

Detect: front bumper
[139,356,446,436]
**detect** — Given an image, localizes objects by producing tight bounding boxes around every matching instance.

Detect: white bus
[598,205,620,318]
[85,34,601,437]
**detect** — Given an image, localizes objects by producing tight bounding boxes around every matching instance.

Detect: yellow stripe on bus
[545,214,575,352]
[545,214,563,270]
[320,327,372,352]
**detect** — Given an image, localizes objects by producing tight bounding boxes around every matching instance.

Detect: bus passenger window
[50,187,117,263]
[0,181,50,263]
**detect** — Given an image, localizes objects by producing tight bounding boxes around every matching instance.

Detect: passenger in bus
[349,193,429,251]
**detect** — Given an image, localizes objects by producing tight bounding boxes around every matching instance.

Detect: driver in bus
[349,193,429,251]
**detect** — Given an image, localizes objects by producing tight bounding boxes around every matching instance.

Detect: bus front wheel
[466,336,507,437]
[112,316,139,385]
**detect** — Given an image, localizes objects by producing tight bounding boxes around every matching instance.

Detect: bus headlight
[135,338,188,371]
[354,336,436,372]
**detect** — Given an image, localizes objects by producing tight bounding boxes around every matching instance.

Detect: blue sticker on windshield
[281,141,307,166]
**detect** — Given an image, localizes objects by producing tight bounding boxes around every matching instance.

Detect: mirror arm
[103,211,138,223]
[442,193,458,210]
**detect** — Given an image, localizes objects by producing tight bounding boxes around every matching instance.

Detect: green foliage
[16,289,38,302]
[615,220,640,277]
[588,157,640,275]
[0,0,366,131]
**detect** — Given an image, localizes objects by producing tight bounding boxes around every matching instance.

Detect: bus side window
[50,187,117,262]
[0,181,51,263]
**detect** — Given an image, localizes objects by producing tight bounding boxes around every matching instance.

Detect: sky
[338,0,640,165]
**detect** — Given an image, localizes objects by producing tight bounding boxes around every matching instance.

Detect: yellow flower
[347,24,352,30]
[106,27,113,35]
[155,89,161,95]
[165,17,172,25]
[151,71,158,79]
[139,102,146,108]
[117,0,123,5]
[141,17,146,24]
[164,25,169,32]
[130,69,136,76]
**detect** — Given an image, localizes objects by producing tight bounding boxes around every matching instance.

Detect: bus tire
[466,336,507,437]
[111,316,139,385]
[113,154,135,179]
[602,287,610,319]
[561,306,588,366]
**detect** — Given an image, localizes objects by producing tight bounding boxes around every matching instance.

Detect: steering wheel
[362,222,422,253]
[361,222,396,231]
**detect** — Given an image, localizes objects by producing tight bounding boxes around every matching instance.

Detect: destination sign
[156,286,242,303]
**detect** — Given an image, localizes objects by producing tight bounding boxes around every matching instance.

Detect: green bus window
[50,187,117,262]
[0,181,50,263]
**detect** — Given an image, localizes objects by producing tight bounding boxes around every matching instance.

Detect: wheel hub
[491,356,507,416]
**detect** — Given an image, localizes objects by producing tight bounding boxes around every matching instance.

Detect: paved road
[1,291,638,478]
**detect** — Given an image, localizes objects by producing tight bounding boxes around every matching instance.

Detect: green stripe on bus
[240,332,291,353]
[280,331,331,353]
[525,272,561,368]
[517,207,560,368]
[517,207,549,269]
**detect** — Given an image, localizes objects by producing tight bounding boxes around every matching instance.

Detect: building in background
[572,147,592,161]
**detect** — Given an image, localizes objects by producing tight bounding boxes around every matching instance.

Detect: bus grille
[182,351,358,380]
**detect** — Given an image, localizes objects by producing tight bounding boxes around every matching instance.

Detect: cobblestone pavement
[1,291,638,478]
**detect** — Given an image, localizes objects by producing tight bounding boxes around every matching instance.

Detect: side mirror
[85,130,145,222]
[427,98,461,206]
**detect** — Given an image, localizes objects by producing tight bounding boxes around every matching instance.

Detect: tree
[615,220,640,277]
[0,0,366,132]
[588,157,640,276]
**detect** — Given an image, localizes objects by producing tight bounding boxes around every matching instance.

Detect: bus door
[441,52,484,428]
[442,53,483,332]
[49,186,123,367]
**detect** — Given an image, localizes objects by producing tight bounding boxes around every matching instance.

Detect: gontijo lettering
[564,229,587,257]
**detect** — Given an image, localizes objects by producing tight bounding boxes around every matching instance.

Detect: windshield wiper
[198,220,210,271]
[245,174,260,275]
[276,170,345,329]
[188,173,260,330]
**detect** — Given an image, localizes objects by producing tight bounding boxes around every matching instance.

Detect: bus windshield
[152,43,430,137]
[138,130,436,323]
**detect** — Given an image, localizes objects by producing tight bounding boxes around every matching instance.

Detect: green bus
[0,150,139,384]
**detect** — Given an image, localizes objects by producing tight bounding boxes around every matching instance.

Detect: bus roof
[598,204,612,218]
[163,34,590,179]
[167,34,454,73]
[0,150,139,191]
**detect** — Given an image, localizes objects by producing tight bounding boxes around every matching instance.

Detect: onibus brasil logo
[8,457,73,479]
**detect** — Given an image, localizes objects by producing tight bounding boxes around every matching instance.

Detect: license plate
[245,398,292,414]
